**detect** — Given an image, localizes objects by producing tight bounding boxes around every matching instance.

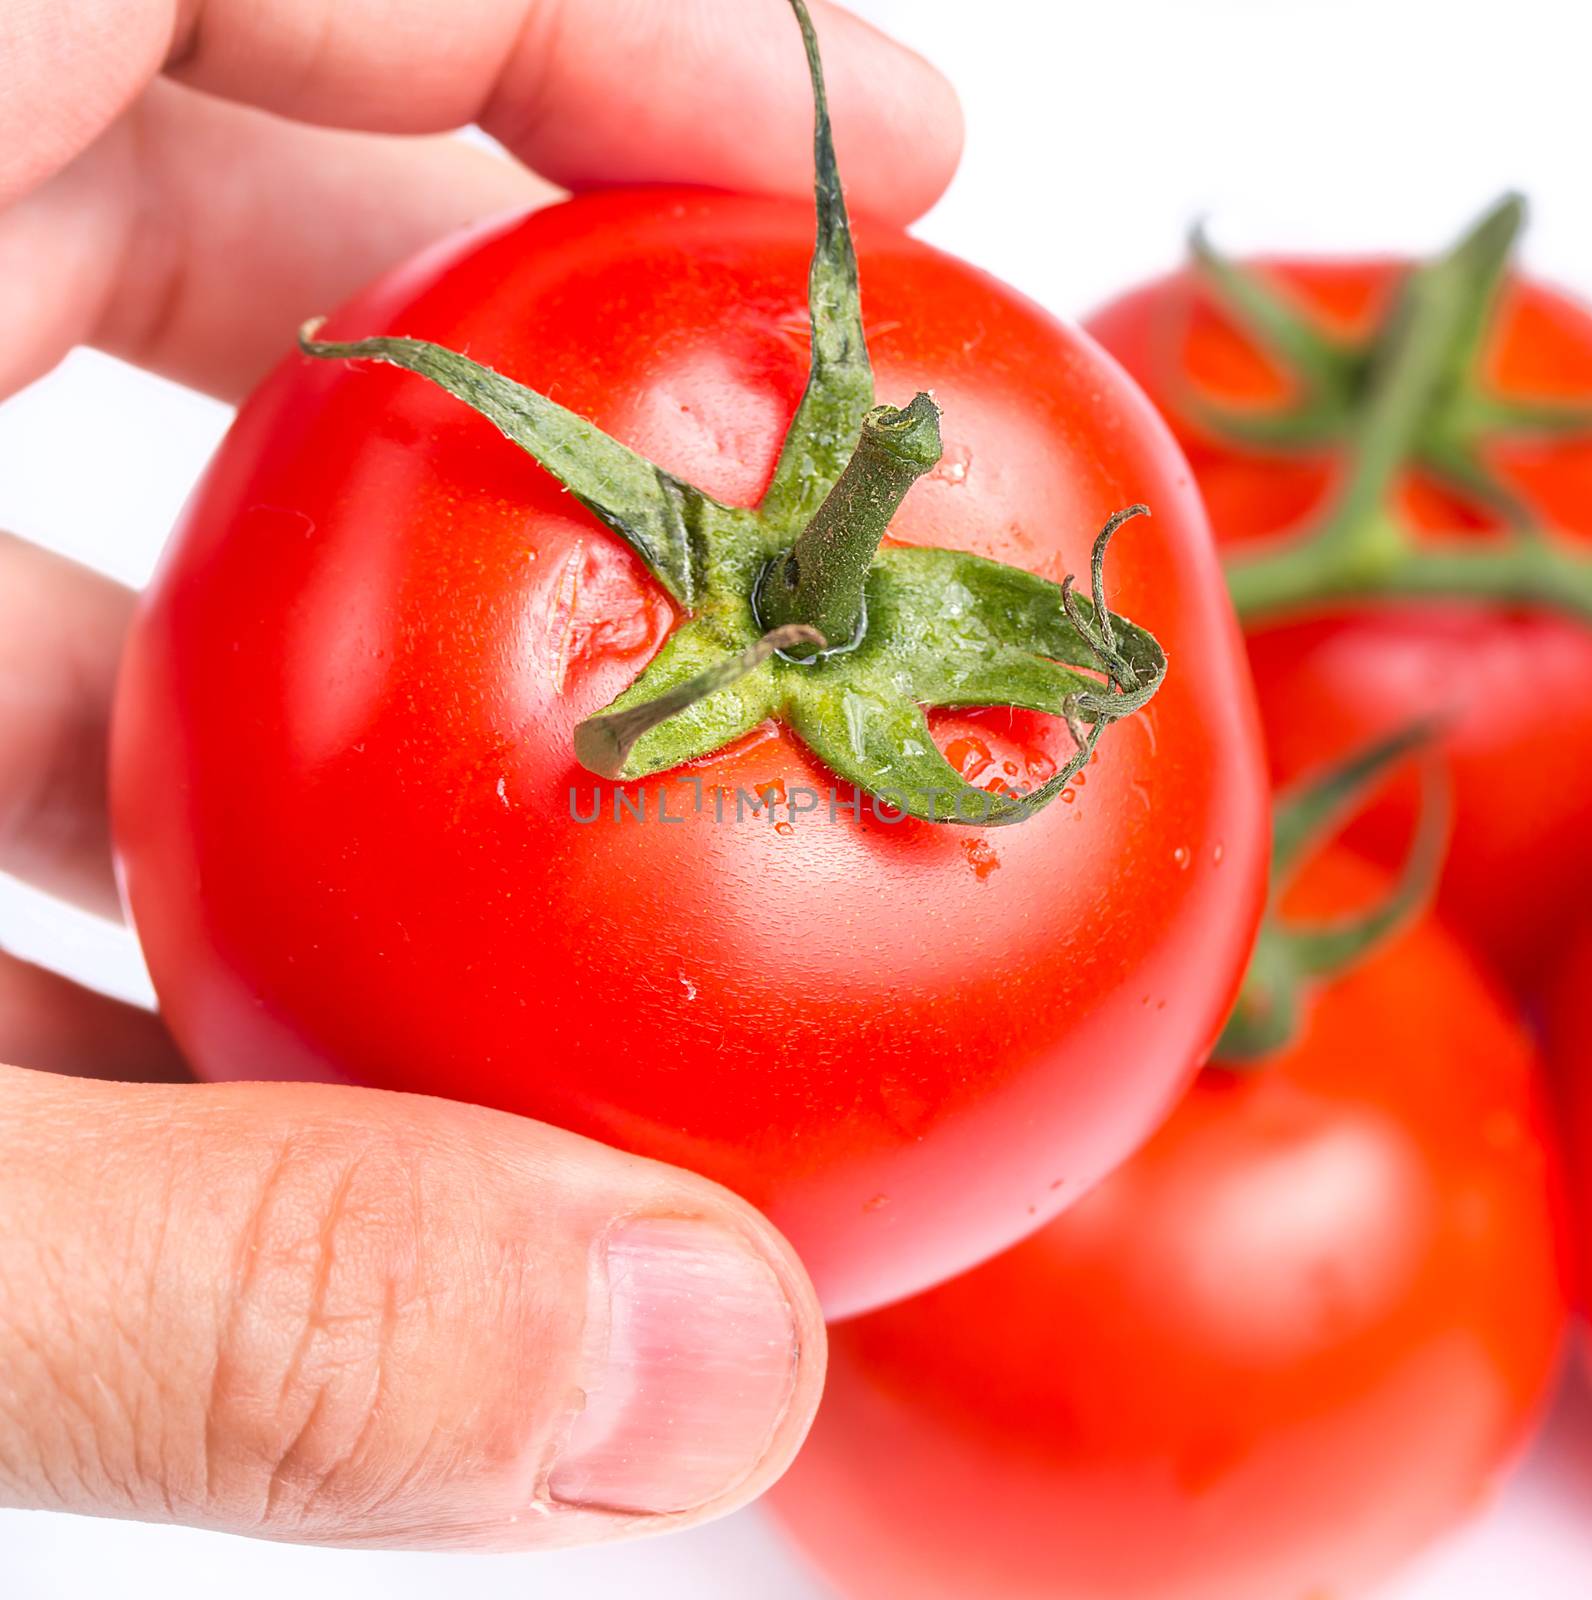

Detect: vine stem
[1224,511,1592,624]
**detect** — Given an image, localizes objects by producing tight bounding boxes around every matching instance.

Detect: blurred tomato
[774,847,1566,1600]
[1546,926,1592,1338]
[1089,255,1592,985]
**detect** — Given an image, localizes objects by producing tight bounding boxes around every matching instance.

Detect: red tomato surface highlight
[112,190,1266,1316]
[1088,262,1592,985]
[774,848,1567,1597]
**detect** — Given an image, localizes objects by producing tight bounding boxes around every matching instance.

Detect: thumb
[0,1065,824,1548]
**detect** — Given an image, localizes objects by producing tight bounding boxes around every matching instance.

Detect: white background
[3,0,1591,1594]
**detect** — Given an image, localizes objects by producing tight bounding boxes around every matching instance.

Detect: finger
[0,85,547,401]
[0,1065,824,1547]
[0,533,130,917]
[0,949,188,1082]
[5,0,961,223]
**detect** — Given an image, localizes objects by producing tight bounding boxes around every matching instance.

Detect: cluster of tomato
[109,2,1592,1594]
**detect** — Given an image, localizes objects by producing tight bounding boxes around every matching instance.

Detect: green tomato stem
[1224,516,1592,624]
[757,391,943,653]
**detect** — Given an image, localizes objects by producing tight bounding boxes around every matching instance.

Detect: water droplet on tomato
[1212,841,1225,866]
[1173,845,1191,870]
[945,735,993,781]
[963,838,1001,881]
[1061,787,1076,804]
[931,445,971,485]
[864,1194,891,1213]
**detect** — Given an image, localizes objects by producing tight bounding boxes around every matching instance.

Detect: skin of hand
[0,0,962,1551]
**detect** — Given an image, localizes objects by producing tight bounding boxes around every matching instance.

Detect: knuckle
[204,1130,445,1537]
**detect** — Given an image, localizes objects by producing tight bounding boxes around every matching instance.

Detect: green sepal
[1188,196,1526,465]
[1216,724,1448,1064]
[1188,221,1359,409]
[780,539,1113,824]
[757,0,875,529]
[583,509,1165,825]
[1419,191,1523,397]
[576,618,793,779]
[298,322,713,607]
[1269,721,1437,880]
[1200,193,1592,626]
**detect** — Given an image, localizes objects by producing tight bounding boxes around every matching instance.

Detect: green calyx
[1190,195,1592,625]
[756,391,946,655]
[1216,723,1447,1064]
[298,0,1167,828]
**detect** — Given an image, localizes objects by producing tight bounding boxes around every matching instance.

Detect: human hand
[0,0,960,1551]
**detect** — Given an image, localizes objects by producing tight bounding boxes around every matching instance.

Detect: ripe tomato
[1087,250,1592,985]
[1545,925,1592,1342]
[110,181,1265,1315]
[773,847,1567,1595]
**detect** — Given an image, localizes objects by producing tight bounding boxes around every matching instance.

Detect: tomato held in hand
[110,2,1264,1315]
[773,760,1567,1595]
[1087,199,1592,985]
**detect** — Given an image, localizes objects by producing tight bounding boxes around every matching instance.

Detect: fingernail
[548,1217,800,1515]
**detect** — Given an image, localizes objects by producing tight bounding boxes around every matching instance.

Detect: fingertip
[486,0,963,226]
[543,1207,826,1523]
[681,1177,830,1511]
[818,2,965,223]
[534,1136,828,1529]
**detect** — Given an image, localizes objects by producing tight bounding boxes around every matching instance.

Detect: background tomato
[1545,925,1592,1344]
[1088,259,1592,986]
[773,846,1567,1597]
[111,188,1265,1317]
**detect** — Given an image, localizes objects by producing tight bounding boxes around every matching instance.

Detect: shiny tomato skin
[111,188,1266,1317]
[773,849,1568,1598]
[1087,265,1592,986]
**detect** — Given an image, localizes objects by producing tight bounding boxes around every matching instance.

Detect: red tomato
[1545,925,1592,1341]
[110,191,1265,1316]
[1088,262,1592,985]
[773,847,1567,1596]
